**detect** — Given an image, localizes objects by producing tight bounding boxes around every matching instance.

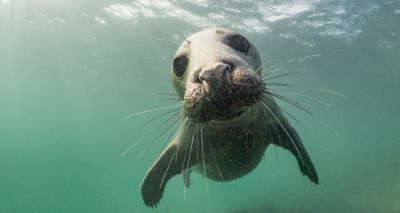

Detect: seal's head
[172,28,264,122]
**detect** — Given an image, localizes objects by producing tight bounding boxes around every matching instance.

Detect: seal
[140,28,318,207]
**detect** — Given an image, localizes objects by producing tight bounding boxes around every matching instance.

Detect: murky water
[1,0,399,212]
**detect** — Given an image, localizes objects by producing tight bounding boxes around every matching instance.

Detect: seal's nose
[196,62,233,110]
[198,63,232,86]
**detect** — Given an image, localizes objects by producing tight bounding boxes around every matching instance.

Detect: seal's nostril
[197,63,232,84]
[194,74,202,84]
[191,69,202,84]
[221,60,235,72]
[223,64,232,73]
[198,71,207,83]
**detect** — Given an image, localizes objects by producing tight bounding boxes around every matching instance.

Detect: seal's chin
[214,110,245,122]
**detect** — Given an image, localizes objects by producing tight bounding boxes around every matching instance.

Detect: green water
[1,0,399,212]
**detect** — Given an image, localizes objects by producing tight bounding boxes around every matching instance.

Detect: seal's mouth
[184,88,264,123]
[213,110,245,121]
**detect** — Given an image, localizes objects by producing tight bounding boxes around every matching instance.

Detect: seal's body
[140,28,318,207]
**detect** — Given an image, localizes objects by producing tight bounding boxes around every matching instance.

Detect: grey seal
[140,28,318,207]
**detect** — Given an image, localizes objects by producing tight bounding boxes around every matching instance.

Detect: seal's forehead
[187,28,233,42]
[176,28,235,53]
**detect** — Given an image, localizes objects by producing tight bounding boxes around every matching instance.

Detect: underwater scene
[1,0,399,212]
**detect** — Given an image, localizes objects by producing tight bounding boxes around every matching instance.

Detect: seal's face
[172,28,264,122]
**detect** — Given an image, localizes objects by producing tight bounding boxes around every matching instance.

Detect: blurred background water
[1,0,399,212]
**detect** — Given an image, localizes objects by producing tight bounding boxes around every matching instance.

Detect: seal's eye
[173,55,188,77]
[227,34,249,53]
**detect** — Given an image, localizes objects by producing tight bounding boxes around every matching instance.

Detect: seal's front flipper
[272,123,319,184]
[140,143,179,207]
[140,142,197,207]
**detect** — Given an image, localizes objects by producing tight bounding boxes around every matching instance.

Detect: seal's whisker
[161,97,182,102]
[185,126,196,183]
[269,92,338,136]
[159,150,177,189]
[120,110,181,158]
[265,67,284,76]
[262,60,278,71]
[161,92,180,97]
[120,138,145,158]
[262,71,342,135]
[266,92,312,115]
[266,83,344,134]
[153,115,182,144]
[183,122,196,200]
[254,64,262,74]
[262,54,320,77]
[133,112,182,158]
[267,86,345,133]
[323,122,339,136]
[245,123,250,147]
[262,71,309,80]
[143,108,182,127]
[261,94,304,127]
[158,110,183,130]
[297,54,321,62]
[175,118,189,163]
[266,89,338,136]
[257,60,278,73]
[269,126,279,163]
[244,56,278,79]
[181,138,188,176]
[208,137,224,181]
[196,122,200,165]
[159,114,186,153]
[312,87,346,99]
[255,102,281,163]
[124,104,181,120]
[219,147,232,162]
[137,149,146,159]
[259,99,284,148]
[257,123,268,164]
[200,125,210,194]
[266,82,296,87]
[277,106,304,127]
[260,100,305,166]
[134,117,181,160]
[267,83,346,99]
[252,120,256,152]
[271,120,283,148]
[251,102,268,156]
[271,89,331,108]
